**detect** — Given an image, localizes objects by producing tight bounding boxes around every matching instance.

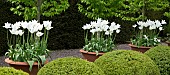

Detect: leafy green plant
[95,50,160,75]
[82,18,121,53]
[78,0,168,21]
[8,0,70,21]
[77,0,123,19]
[37,57,105,75]
[163,2,170,41]
[131,19,166,47]
[3,20,53,71]
[0,67,29,75]
[145,45,170,75]
[116,0,168,21]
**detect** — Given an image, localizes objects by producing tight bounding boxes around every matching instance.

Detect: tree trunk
[37,0,42,22]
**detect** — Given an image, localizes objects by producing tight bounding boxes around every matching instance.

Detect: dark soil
[0,44,133,67]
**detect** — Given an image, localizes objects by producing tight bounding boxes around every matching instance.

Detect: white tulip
[103,25,109,31]
[143,35,148,40]
[157,39,161,42]
[33,24,40,33]
[29,28,35,34]
[9,29,18,35]
[137,21,143,26]
[109,24,121,31]
[154,38,160,42]
[38,24,43,31]
[101,20,109,25]
[82,24,91,30]
[43,21,53,30]
[3,22,12,29]
[138,26,143,30]
[149,25,156,30]
[142,22,149,27]
[132,24,137,28]
[36,31,44,37]
[86,24,92,29]
[43,21,52,28]
[116,29,120,33]
[90,21,97,28]
[18,30,24,36]
[90,29,96,35]
[111,22,116,26]
[146,19,154,27]
[97,18,102,23]
[155,20,162,28]
[109,30,113,35]
[12,22,21,30]
[161,20,166,24]
[159,27,163,31]
[46,26,53,30]
[82,25,87,30]
[105,31,109,35]
[21,21,28,29]
[95,28,101,32]
[31,20,38,26]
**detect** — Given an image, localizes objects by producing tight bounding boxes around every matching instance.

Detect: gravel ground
[0,44,132,67]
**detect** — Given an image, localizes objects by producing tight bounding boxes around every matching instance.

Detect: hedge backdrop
[0,0,166,55]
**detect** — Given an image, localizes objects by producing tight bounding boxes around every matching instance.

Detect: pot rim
[5,58,48,65]
[79,49,105,55]
[166,41,170,43]
[128,44,152,48]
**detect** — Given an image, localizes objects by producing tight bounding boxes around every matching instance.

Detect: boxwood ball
[38,57,105,75]
[0,67,28,75]
[145,45,170,75]
[95,50,160,75]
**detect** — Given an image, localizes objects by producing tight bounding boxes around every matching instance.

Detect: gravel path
[0,44,131,67]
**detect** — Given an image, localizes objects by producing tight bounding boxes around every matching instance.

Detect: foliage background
[0,0,167,55]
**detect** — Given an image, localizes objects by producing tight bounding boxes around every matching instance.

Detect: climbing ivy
[8,0,70,20]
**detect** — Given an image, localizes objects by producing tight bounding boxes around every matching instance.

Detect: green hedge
[95,50,160,75]
[0,0,166,55]
[37,57,105,75]
[0,67,28,75]
[145,45,170,75]
[0,0,23,55]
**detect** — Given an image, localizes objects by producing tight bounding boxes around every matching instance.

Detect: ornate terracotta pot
[5,58,48,75]
[79,49,105,62]
[128,44,152,53]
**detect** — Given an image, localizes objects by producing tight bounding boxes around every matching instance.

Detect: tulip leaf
[27,60,34,71]
[39,55,46,64]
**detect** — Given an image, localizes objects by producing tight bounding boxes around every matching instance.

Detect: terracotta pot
[5,58,48,75]
[166,41,170,46]
[80,49,105,62]
[128,44,151,53]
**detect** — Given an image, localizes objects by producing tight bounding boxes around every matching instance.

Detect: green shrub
[37,57,105,75]
[145,45,170,75]
[95,50,160,75]
[0,67,28,75]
